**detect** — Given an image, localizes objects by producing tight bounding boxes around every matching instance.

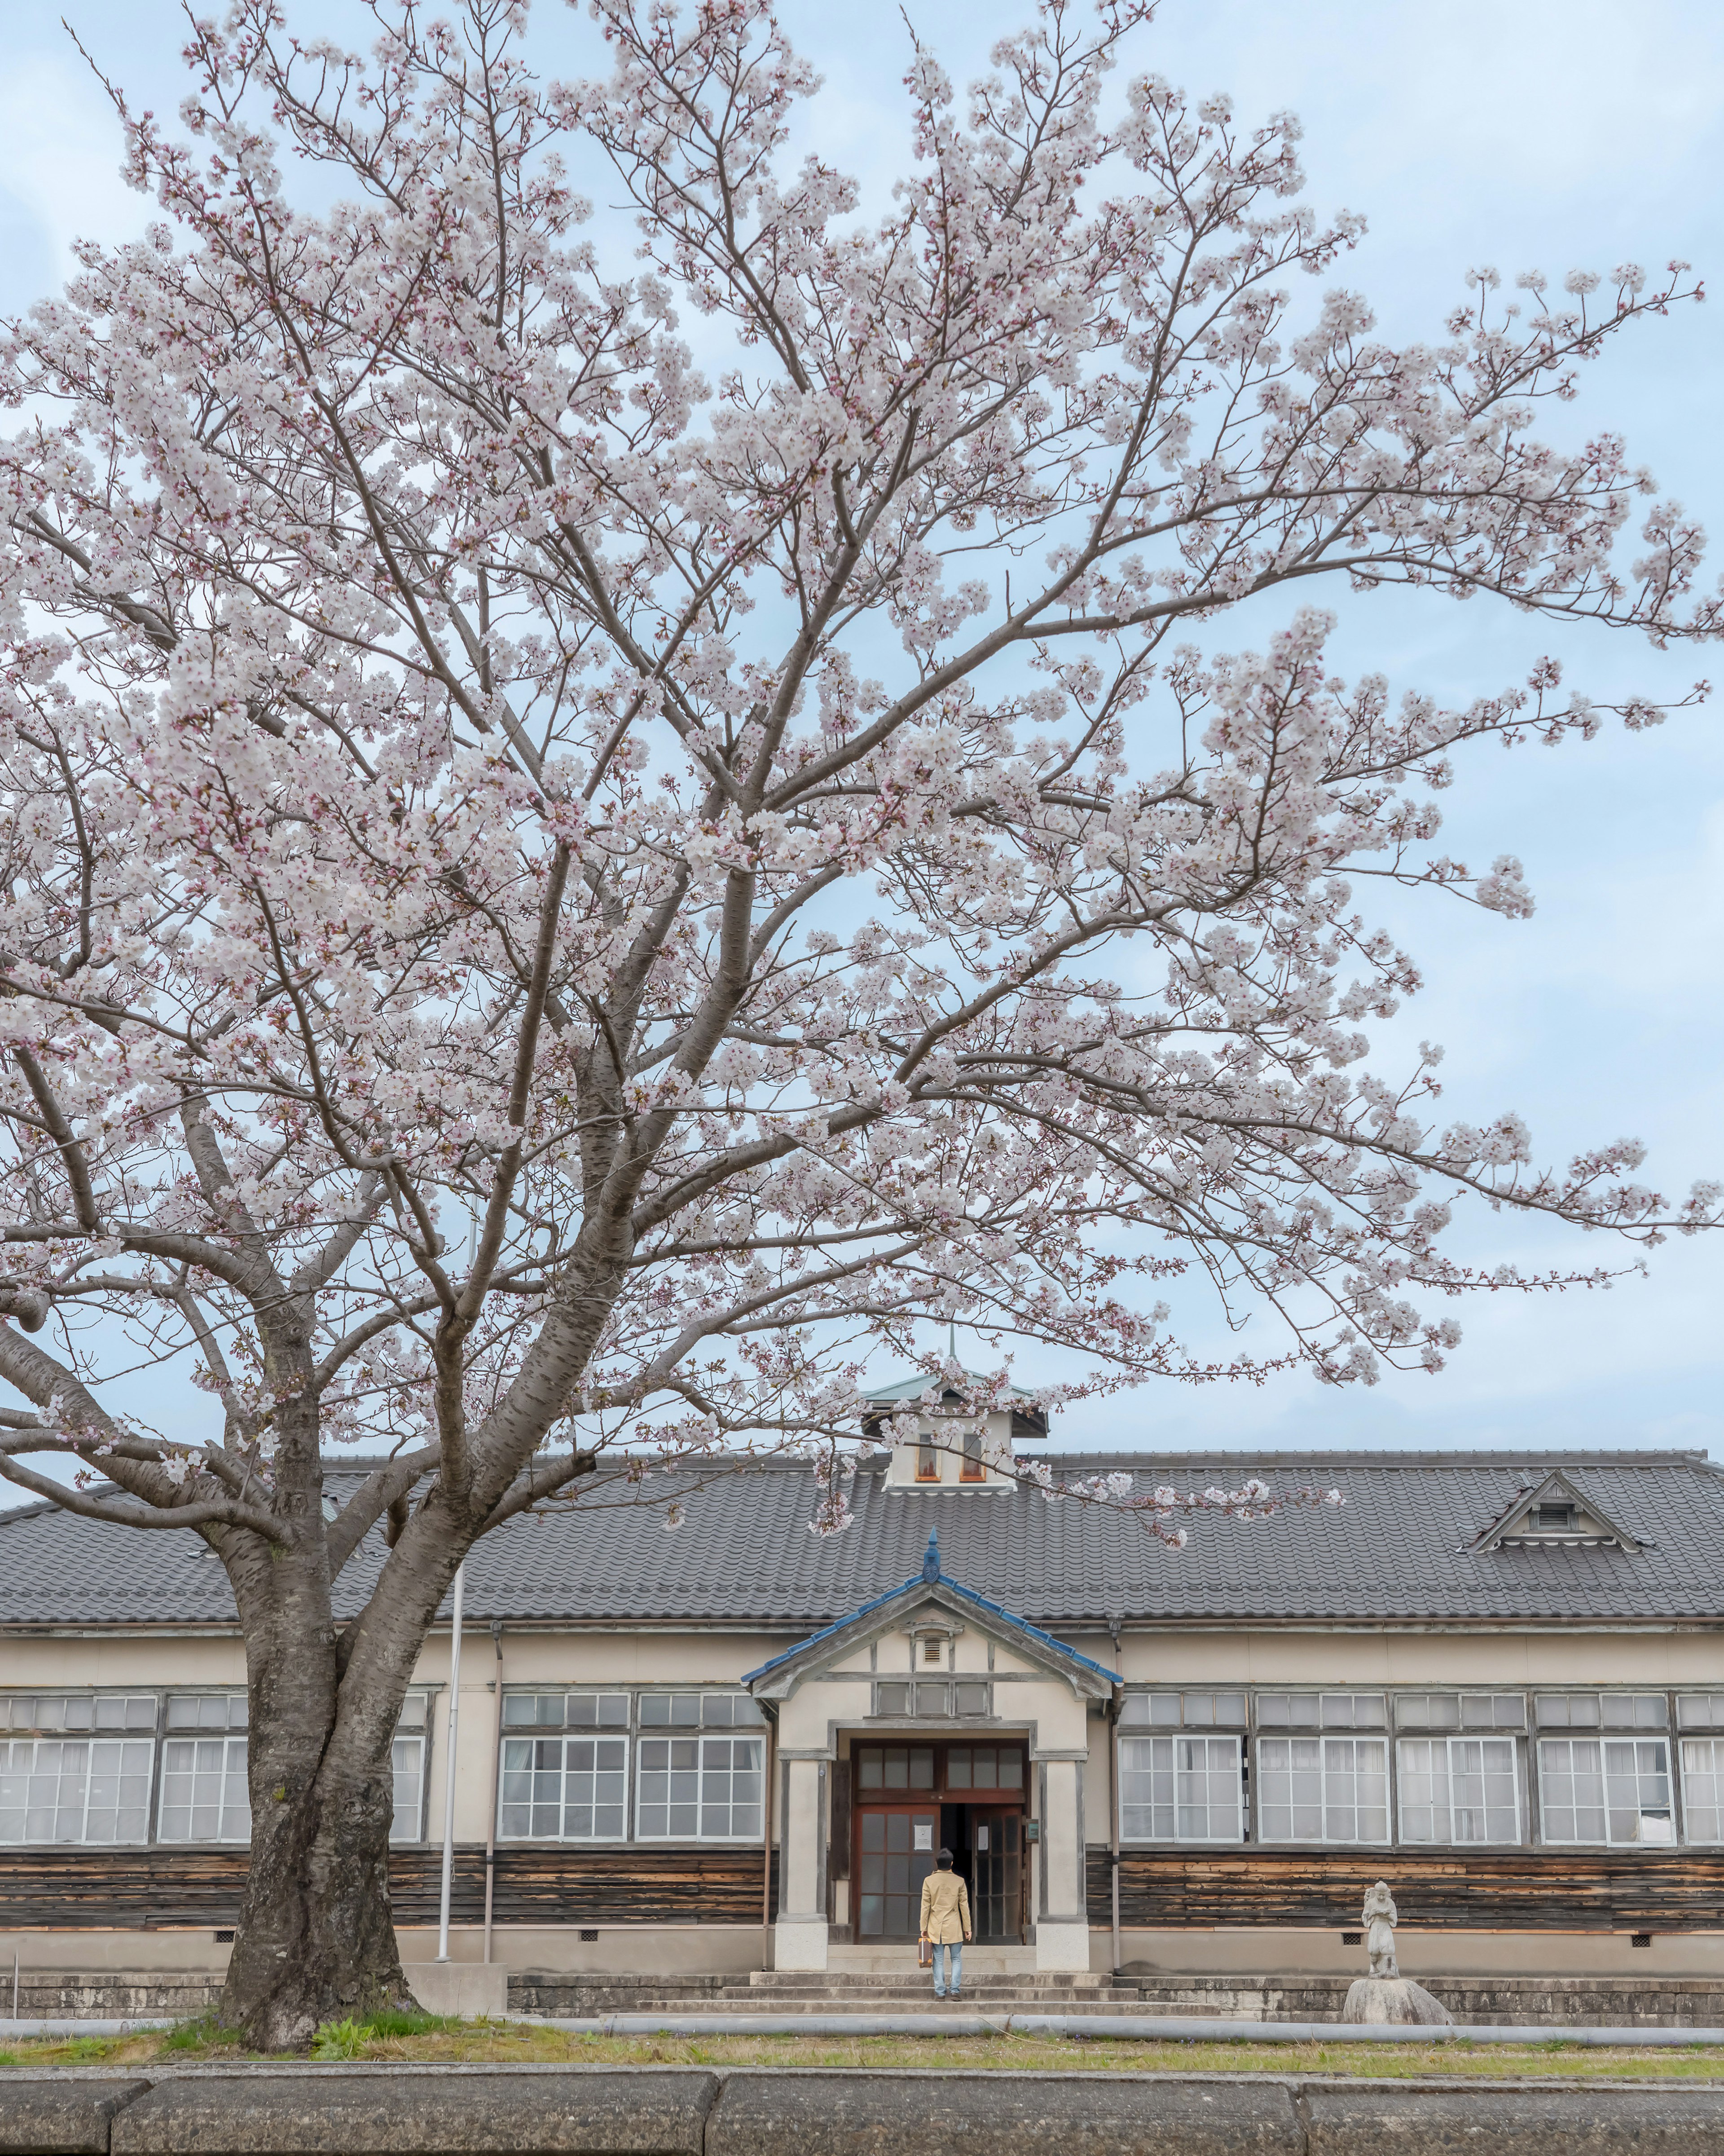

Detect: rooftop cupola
[859,1362,1047,1490]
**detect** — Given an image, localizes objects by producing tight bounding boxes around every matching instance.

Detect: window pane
[391,1735,424,1841]
[1677,1696,1724,1732]
[1681,1738,1724,1841]
[1119,1735,1174,1840]
[1175,1736,1241,1840]
[1397,1738,1446,1844]
[954,1683,989,1717]
[1449,1737,1517,1841]
[158,1735,249,1842]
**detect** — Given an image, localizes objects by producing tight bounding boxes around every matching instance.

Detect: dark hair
[937,1847,953,1867]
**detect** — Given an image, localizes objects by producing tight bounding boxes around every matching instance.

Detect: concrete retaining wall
[6,2067,1724,2156]
[1117,1972,1724,2029]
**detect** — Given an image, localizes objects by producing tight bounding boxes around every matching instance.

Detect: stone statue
[1340,1880,1453,2027]
[1362,1879,1398,1978]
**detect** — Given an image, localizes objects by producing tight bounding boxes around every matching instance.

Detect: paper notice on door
[913,1821,933,1850]
[976,1824,989,1851]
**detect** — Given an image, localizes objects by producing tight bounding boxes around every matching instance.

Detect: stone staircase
[522,1968,1143,2016]
[510,1966,1724,2028]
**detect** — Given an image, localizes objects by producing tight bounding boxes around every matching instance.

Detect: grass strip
[5,2022,1724,2081]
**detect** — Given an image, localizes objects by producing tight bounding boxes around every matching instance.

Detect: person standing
[919,1847,972,1999]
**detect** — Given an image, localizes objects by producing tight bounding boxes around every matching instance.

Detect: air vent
[214,1929,235,1944]
[1341,1931,1362,1946]
[1631,1933,1653,1949]
[579,1928,599,1944]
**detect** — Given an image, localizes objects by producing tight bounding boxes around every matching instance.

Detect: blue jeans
[932,1942,963,1996]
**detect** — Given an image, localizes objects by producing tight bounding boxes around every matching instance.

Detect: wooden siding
[0,1846,774,1930]
[1089,1847,1724,1932]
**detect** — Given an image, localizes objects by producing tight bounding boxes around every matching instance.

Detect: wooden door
[969,1807,1023,1940]
[855,1804,939,1939]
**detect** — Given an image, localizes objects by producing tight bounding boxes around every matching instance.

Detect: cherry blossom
[0,0,1715,2044]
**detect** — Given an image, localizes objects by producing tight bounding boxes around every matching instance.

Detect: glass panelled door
[856,1806,939,1939]
[969,1808,1022,1940]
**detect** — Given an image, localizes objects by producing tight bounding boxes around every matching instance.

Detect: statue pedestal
[1342,1975,1454,2026]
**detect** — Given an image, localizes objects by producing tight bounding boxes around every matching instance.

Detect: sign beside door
[913,1821,933,1850]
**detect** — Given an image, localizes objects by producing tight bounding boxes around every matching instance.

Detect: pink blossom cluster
[0,0,1714,1557]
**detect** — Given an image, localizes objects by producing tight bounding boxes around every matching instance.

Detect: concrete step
[749,1971,1115,1991]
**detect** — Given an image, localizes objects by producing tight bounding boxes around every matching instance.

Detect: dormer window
[1472,1472,1641,1554]
[960,1429,985,1483]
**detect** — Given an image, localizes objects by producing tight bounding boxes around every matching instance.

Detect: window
[1257,1694,1386,1731]
[1539,1737,1673,1844]
[856,1744,935,1791]
[917,1437,940,1482]
[158,1697,250,1844]
[1397,1737,1520,1844]
[1680,1739,1724,1842]
[1120,1692,1247,1729]
[391,1692,429,1843]
[0,1735,155,1844]
[504,1691,629,1729]
[960,1429,985,1482]
[1530,1503,1577,1531]
[639,1693,763,1728]
[1258,1735,1389,1843]
[1535,1694,1667,1731]
[1,1694,157,1733]
[636,1733,762,1839]
[872,1680,990,1718]
[1395,1693,1525,1731]
[945,1745,1023,1791]
[1678,1696,1724,1732]
[501,1733,628,1839]
[1119,1734,1243,1841]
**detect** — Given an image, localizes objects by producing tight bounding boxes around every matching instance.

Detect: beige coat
[919,1867,972,1944]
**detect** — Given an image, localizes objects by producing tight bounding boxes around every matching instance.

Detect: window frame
[499,1728,632,1843]
[1679,1736,1724,1845]
[1537,1733,1675,1847]
[1395,1732,1523,1847]
[1117,1731,1246,1844]
[634,1728,765,1843]
[1254,1730,1391,1846]
[0,1732,159,1847]
[156,1729,251,1846]
[959,1429,985,1482]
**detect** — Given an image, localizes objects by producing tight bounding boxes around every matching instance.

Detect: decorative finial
[948,1318,956,1361]
[922,1530,940,1583]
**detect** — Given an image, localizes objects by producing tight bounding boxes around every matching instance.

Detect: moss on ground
[3,2020,1724,2080]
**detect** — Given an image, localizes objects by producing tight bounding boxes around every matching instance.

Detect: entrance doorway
[851,1740,1027,1942]
[941,1803,1023,1940]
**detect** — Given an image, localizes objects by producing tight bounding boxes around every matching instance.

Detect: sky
[0,0,1720,1466]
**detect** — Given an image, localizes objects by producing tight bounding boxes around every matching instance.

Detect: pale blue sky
[2,0,1720,1462]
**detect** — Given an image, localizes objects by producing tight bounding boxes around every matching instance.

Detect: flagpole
[435,1561,465,1963]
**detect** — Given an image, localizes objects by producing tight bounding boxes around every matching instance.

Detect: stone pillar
[1035,1756,1091,1971]
[773,1754,830,1972]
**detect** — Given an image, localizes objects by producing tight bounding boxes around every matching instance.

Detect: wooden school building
[4,1379,1724,1989]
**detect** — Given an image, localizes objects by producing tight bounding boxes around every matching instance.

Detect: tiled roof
[1,1449,1720,1631]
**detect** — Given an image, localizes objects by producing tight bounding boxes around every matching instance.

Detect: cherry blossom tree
[0,0,1717,2045]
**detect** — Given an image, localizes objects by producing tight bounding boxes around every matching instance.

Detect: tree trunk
[220,1644,419,2048]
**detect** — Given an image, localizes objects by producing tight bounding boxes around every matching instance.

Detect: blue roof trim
[741,1532,1118,1689]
